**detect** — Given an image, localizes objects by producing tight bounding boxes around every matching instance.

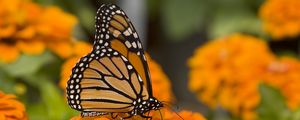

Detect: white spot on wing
[137,41,142,49]
[121,56,128,61]
[79,63,84,67]
[113,52,118,55]
[128,28,133,34]
[123,30,130,36]
[138,75,143,82]
[116,10,121,14]
[113,30,121,37]
[127,65,133,70]
[132,42,137,48]
[133,32,138,38]
[125,41,132,48]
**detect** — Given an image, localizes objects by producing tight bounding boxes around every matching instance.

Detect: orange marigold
[146,54,173,102]
[263,57,300,110]
[259,0,300,39]
[0,0,77,63]
[70,109,206,120]
[189,33,300,119]
[59,41,92,89]
[152,109,206,120]
[188,34,276,120]
[0,91,27,120]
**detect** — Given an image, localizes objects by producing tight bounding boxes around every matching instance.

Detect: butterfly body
[66,4,163,119]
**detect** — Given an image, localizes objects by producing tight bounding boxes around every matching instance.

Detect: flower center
[2,38,16,45]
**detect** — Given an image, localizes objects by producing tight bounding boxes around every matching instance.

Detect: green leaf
[27,103,49,120]
[0,71,16,93]
[23,73,78,119]
[33,0,54,5]
[257,84,292,120]
[208,9,263,39]
[39,80,78,120]
[162,0,206,41]
[0,52,54,77]
[292,109,300,120]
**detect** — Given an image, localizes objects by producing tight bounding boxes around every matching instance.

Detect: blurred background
[1,0,300,120]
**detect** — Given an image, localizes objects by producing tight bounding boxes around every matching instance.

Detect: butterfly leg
[141,114,152,120]
[111,113,119,119]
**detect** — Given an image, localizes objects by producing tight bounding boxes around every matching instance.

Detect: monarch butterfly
[66,4,163,119]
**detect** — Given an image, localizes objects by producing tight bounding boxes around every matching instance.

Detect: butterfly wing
[93,4,153,95]
[66,47,149,113]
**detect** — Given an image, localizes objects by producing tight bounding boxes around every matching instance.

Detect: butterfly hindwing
[93,4,153,95]
[66,47,149,113]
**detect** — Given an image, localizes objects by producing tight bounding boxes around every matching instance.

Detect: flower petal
[0,44,20,63]
[17,40,45,55]
[47,41,73,58]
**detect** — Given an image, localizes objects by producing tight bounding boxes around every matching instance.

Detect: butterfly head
[131,97,163,115]
[148,97,163,110]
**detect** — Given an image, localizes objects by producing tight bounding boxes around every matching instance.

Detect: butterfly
[66,4,163,119]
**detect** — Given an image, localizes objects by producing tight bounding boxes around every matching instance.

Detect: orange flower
[188,34,276,119]
[151,109,206,120]
[0,0,77,63]
[263,57,300,110]
[59,41,92,89]
[0,44,20,63]
[146,54,173,102]
[35,6,77,40]
[70,114,142,120]
[0,91,27,120]
[70,109,206,120]
[259,0,300,39]
[71,115,111,120]
[189,33,300,119]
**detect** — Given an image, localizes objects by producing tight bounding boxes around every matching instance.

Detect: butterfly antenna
[174,110,184,120]
[161,101,174,105]
[160,101,184,120]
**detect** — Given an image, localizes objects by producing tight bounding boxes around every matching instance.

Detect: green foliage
[40,80,78,119]
[27,78,78,120]
[0,51,78,120]
[162,0,206,41]
[0,52,53,77]
[257,84,289,120]
[161,0,265,41]
[208,9,262,39]
[257,84,300,120]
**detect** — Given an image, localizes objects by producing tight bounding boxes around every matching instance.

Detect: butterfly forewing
[66,47,149,113]
[94,4,153,95]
